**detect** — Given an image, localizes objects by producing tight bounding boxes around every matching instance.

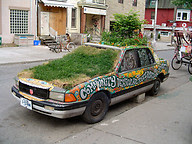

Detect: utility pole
[153,0,158,43]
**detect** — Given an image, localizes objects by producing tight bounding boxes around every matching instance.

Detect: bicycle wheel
[171,53,182,70]
[67,42,75,50]
[188,60,192,74]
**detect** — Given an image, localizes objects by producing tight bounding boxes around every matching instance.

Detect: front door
[41,12,49,35]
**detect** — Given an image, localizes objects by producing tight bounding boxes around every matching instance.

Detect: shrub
[101,11,147,47]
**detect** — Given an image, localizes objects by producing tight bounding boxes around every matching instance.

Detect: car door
[117,48,156,94]
[137,48,156,84]
[117,49,140,89]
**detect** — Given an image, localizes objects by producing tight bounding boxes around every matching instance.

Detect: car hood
[19,77,66,93]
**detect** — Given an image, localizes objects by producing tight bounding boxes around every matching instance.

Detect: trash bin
[0,37,2,45]
[34,40,41,46]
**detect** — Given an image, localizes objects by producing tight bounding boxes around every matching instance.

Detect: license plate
[20,98,32,110]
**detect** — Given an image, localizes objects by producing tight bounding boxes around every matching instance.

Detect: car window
[120,50,140,72]
[137,48,155,67]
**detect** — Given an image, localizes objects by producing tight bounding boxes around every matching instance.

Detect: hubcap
[91,100,103,116]
[155,81,160,93]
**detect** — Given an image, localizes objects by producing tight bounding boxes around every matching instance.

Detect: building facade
[144,0,192,41]
[0,0,37,43]
[106,0,146,31]
[0,0,146,44]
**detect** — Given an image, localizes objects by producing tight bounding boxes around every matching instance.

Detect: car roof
[85,43,152,52]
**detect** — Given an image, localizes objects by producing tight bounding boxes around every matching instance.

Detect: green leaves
[101,11,147,47]
[172,0,192,8]
[112,11,144,38]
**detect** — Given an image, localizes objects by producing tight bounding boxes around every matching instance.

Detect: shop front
[78,2,107,36]
[38,0,74,36]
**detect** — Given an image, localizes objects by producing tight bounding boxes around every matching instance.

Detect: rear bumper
[11,86,87,119]
[163,73,169,82]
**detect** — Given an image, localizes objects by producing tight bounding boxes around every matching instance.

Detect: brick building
[144,0,192,42]
[0,0,146,44]
[106,0,146,31]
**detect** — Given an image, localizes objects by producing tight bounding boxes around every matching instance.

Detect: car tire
[188,60,192,74]
[148,78,161,96]
[82,92,109,124]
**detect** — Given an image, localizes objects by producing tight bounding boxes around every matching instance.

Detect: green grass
[28,46,120,89]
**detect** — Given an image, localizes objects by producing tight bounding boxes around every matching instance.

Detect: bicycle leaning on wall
[48,34,75,53]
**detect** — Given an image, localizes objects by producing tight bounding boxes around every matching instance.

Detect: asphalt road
[0,50,191,144]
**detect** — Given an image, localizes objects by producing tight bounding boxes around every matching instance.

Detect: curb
[0,58,59,66]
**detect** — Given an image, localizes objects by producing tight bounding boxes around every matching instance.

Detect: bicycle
[48,36,75,53]
[171,31,192,74]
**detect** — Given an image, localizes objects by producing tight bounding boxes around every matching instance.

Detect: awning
[41,0,74,8]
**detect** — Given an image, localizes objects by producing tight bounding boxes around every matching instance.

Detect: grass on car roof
[18,46,120,89]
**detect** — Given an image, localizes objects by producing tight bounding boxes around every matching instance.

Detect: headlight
[14,77,19,88]
[49,91,64,102]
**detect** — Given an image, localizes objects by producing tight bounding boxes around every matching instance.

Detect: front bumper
[11,86,87,119]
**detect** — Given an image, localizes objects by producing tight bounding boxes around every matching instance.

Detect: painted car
[11,46,169,123]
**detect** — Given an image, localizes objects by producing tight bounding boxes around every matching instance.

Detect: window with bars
[10,9,28,34]
[71,8,76,28]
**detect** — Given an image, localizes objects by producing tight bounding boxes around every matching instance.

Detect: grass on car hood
[18,46,120,90]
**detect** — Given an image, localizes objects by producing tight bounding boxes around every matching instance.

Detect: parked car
[11,46,169,123]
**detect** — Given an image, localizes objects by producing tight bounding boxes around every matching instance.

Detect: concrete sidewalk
[0,42,175,65]
[58,81,192,144]
[0,45,69,65]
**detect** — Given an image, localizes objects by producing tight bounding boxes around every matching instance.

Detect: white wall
[0,0,36,43]
[66,0,80,34]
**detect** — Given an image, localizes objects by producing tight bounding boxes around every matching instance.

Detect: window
[137,48,155,67]
[150,0,156,6]
[120,50,139,72]
[118,0,123,4]
[92,0,105,4]
[176,9,190,21]
[71,8,76,28]
[160,31,169,36]
[110,21,115,31]
[10,9,28,34]
[132,0,137,6]
[151,11,155,19]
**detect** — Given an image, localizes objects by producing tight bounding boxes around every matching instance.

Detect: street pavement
[1,42,191,144]
[58,81,192,144]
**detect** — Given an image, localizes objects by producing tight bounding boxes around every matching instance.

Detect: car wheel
[82,92,109,124]
[148,78,161,96]
[188,60,192,74]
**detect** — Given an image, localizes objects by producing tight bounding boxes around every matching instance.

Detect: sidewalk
[154,41,175,51]
[0,42,175,65]
[58,81,192,144]
[0,45,69,65]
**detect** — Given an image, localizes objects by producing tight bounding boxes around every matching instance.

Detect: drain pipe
[30,0,33,34]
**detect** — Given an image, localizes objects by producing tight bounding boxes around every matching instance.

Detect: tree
[112,11,145,38]
[172,0,192,8]
[101,11,147,47]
